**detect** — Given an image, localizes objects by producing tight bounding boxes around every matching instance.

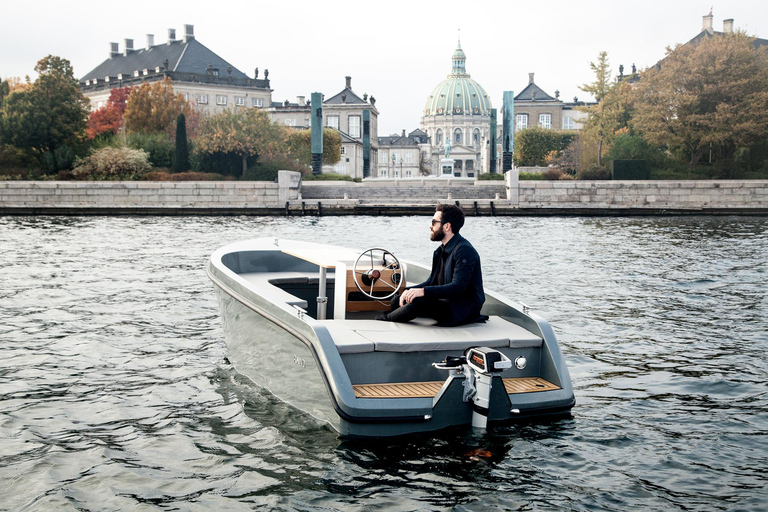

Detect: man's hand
[400,288,425,306]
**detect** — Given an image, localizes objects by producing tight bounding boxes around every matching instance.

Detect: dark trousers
[383,293,452,325]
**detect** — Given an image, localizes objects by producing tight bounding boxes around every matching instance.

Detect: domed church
[421,42,492,177]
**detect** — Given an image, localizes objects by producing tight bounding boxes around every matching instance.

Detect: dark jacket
[412,233,485,326]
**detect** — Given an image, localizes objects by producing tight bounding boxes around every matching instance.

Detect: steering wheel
[352,248,405,300]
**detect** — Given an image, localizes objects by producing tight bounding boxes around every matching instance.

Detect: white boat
[207,238,574,438]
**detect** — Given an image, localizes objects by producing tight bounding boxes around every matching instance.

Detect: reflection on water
[0,215,766,510]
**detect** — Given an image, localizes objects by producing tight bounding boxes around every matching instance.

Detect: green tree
[0,56,89,169]
[632,32,768,167]
[196,108,287,176]
[123,77,189,135]
[174,113,190,172]
[577,51,622,167]
[513,127,575,167]
[286,128,341,166]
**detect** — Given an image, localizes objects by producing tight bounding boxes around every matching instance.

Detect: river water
[1,214,766,511]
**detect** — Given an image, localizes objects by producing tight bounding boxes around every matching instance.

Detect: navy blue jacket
[412,233,485,326]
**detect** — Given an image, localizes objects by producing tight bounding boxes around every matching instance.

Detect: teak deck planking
[353,377,560,399]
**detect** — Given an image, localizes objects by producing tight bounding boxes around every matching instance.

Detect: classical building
[512,73,591,133]
[421,43,493,177]
[377,129,429,178]
[79,25,272,114]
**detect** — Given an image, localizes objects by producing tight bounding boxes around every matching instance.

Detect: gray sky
[2,1,766,135]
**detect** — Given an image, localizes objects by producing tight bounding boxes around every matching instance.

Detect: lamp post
[391,153,396,178]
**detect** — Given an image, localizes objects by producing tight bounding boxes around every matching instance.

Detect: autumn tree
[577,51,624,167]
[196,108,287,176]
[86,86,133,139]
[0,56,89,169]
[632,32,768,167]
[286,128,341,166]
[123,77,189,135]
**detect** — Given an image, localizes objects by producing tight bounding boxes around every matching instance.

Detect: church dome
[424,42,492,116]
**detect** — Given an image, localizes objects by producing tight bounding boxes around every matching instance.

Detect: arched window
[454,128,462,144]
[473,128,481,146]
[436,129,443,145]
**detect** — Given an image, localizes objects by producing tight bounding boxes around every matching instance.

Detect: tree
[513,127,576,167]
[286,128,341,166]
[0,56,89,169]
[196,108,287,176]
[123,77,190,135]
[87,86,133,139]
[632,32,768,167]
[577,51,623,167]
[174,113,190,172]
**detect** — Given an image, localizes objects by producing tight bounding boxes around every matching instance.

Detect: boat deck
[353,377,560,399]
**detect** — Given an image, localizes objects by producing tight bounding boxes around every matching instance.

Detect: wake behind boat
[207,238,574,438]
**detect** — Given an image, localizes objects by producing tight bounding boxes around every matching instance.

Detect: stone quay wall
[300,179,505,203]
[0,181,283,209]
[513,180,768,210]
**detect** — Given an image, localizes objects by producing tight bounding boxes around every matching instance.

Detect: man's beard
[430,227,445,242]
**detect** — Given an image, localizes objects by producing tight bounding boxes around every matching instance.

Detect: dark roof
[685,29,768,49]
[378,131,424,147]
[81,38,248,81]
[324,87,367,105]
[514,82,558,102]
[336,129,361,145]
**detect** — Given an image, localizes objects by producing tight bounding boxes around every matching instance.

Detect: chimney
[528,72,535,84]
[109,42,119,58]
[402,129,406,137]
[702,13,714,33]
[723,18,734,33]
[184,24,195,43]
[146,34,154,50]
[345,76,351,89]
[124,39,134,56]
[297,96,305,105]
[168,28,176,44]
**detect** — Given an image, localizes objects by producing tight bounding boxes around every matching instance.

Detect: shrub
[477,173,504,180]
[541,168,564,180]
[303,172,355,181]
[71,147,151,180]
[128,132,174,168]
[518,171,543,180]
[141,170,230,181]
[577,165,612,180]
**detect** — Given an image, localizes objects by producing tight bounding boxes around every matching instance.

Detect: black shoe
[375,314,390,321]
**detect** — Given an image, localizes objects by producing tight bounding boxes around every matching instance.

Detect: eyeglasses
[431,219,444,225]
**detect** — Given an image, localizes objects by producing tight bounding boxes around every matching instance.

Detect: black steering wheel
[352,248,405,300]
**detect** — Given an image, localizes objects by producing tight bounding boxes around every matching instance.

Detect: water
[1,214,766,511]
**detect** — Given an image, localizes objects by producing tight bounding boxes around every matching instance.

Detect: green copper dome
[424,42,491,116]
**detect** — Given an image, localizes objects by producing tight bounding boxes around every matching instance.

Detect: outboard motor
[433,347,512,429]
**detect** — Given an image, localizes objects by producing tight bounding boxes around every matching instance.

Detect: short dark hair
[436,204,465,233]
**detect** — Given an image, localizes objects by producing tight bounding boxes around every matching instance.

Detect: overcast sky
[2,1,766,135]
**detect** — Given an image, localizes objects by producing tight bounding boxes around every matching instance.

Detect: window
[348,116,361,138]
[380,152,387,164]
[235,97,245,106]
[405,169,413,178]
[253,98,263,107]
[405,152,413,164]
[333,162,346,173]
[380,168,388,178]
[436,130,443,145]
[340,147,346,156]
[516,114,528,130]
[539,114,552,129]
[454,129,462,144]
[198,95,208,104]
[284,119,295,126]
[183,94,188,102]
[327,116,339,130]
[216,96,227,106]
[392,152,399,163]
[473,129,481,145]
[563,117,575,130]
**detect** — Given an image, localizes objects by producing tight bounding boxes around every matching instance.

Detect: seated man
[377,204,485,326]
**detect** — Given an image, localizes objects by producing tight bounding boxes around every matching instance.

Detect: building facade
[79,25,272,115]
[377,129,429,178]
[420,43,493,177]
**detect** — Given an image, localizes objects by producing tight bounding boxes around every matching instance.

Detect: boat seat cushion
[324,316,543,353]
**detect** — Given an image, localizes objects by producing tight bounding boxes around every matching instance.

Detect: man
[377,204,485,326]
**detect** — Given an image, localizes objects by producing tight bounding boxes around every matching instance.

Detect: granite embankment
[1,172,766,215]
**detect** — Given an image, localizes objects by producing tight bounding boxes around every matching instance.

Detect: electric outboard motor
[433,347,512,430]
